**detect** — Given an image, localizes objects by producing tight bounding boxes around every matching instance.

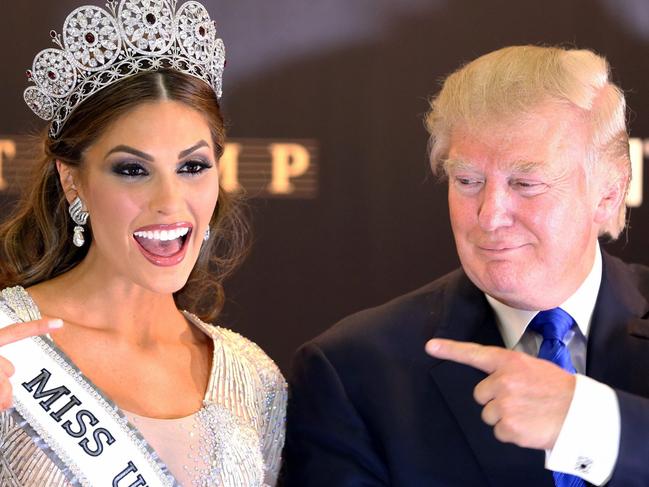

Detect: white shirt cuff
[545,374,620,485]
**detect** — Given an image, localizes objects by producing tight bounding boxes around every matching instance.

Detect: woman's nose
[149,175,184,215]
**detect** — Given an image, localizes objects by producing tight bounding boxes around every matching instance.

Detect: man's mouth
[477,243,526,253]
[133,223,192,266]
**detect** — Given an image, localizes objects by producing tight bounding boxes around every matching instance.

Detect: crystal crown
[24,0,225,138]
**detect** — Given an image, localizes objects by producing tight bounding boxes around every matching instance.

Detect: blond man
[285,46,646,487]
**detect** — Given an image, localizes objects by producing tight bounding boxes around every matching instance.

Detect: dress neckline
[123,408,198,422]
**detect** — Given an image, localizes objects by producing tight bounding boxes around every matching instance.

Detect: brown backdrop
[1,0,649,372]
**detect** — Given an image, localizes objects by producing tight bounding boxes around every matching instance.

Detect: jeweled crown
[24,0,225,138]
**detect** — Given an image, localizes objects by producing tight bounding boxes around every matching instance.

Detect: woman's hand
[0,318,63,410]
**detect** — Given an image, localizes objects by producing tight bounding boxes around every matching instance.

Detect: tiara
[23,0,225,138]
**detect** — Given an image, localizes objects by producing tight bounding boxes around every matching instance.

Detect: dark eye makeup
[178,159,213,175]
[110,158,213,178]
[111,161,148,177]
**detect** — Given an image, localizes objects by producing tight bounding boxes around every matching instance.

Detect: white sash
[0,291,179,487]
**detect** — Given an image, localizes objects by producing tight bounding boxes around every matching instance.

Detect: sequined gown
[0,287,287,486]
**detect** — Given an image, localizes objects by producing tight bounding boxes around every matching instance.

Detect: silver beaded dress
[0,286,287,486]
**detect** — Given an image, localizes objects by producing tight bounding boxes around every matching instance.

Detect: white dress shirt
[485,244,620,485]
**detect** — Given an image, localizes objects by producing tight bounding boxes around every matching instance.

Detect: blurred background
[1,0,648,373]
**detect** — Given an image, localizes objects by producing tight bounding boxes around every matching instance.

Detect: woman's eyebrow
[103,140,209,161]
[104,145,153,161]
[178,140,209,159]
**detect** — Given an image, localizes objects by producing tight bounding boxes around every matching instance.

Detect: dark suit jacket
[283,252,649,486]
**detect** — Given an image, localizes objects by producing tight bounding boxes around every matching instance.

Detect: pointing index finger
[0,319,63,347]
[425,338,508,374]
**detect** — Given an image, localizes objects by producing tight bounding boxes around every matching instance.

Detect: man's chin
[474,270,539,309]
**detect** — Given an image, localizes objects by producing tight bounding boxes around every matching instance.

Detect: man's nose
[477,182,514,231]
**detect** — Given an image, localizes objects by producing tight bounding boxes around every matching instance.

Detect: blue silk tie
[528,308,586,487]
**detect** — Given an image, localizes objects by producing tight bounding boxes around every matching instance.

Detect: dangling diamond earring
[68,196,89,247]
[203,227,211,242]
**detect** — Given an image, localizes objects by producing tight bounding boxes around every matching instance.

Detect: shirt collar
[485,241,602,350]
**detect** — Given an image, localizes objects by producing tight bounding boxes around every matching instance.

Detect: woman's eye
[178,160,212,175]
[112,162,148,178]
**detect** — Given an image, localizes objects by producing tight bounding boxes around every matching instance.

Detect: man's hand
[425,338,576,450]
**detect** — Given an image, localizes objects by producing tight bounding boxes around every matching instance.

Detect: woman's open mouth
[133,223,192,267]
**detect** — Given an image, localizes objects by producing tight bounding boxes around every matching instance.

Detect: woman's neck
[26,259,190,347]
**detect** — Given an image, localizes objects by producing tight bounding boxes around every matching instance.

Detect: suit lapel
[427,272,552,486]
[587,252,649,396]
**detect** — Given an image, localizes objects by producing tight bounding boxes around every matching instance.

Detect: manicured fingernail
[426,340,440,353]
[48,319,63,329]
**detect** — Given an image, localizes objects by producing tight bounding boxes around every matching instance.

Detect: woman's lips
[132,223,192,267]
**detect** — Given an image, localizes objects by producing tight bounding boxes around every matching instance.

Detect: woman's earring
[203,227,211,242]
[68,196,89,247]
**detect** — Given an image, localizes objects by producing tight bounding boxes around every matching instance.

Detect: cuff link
[575,456,593,473]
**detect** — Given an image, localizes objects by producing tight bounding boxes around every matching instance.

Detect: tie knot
[528,308,574,342]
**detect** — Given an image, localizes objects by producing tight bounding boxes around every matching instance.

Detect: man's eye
[455,176,482,186]
[178,160,213,175]
[514,180,536,188]
[452,176,484,195]
[112,162,148,177]
[511,179,548,195]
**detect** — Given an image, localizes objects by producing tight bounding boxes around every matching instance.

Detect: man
[283,46,649,486]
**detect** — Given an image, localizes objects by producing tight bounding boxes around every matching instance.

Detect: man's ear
[594,174,626,225]
[56,160,82,204]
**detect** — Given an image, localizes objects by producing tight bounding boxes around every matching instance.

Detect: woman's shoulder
[183,311,286,389]
[216,325,284,383]
[0,285,40,322]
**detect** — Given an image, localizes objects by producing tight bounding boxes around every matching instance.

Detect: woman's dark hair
[0,70,249,323]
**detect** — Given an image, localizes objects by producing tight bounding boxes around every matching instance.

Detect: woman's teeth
[133,227,190,241]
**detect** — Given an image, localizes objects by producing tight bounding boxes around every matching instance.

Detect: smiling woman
[0,1,286,486]
[5,73,244,321]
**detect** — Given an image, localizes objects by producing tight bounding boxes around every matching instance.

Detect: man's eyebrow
[178,140,209,159]
[508,160,544,173]
[443,159,475,172]
[105,145,153,161]
[443,158,545,173]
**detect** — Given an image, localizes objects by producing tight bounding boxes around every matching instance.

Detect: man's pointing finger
[425,338,507,374]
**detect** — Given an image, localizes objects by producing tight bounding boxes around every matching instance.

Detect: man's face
[447,104,609,310]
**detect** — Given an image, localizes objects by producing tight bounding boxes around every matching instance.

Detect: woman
[0,1,285,486]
